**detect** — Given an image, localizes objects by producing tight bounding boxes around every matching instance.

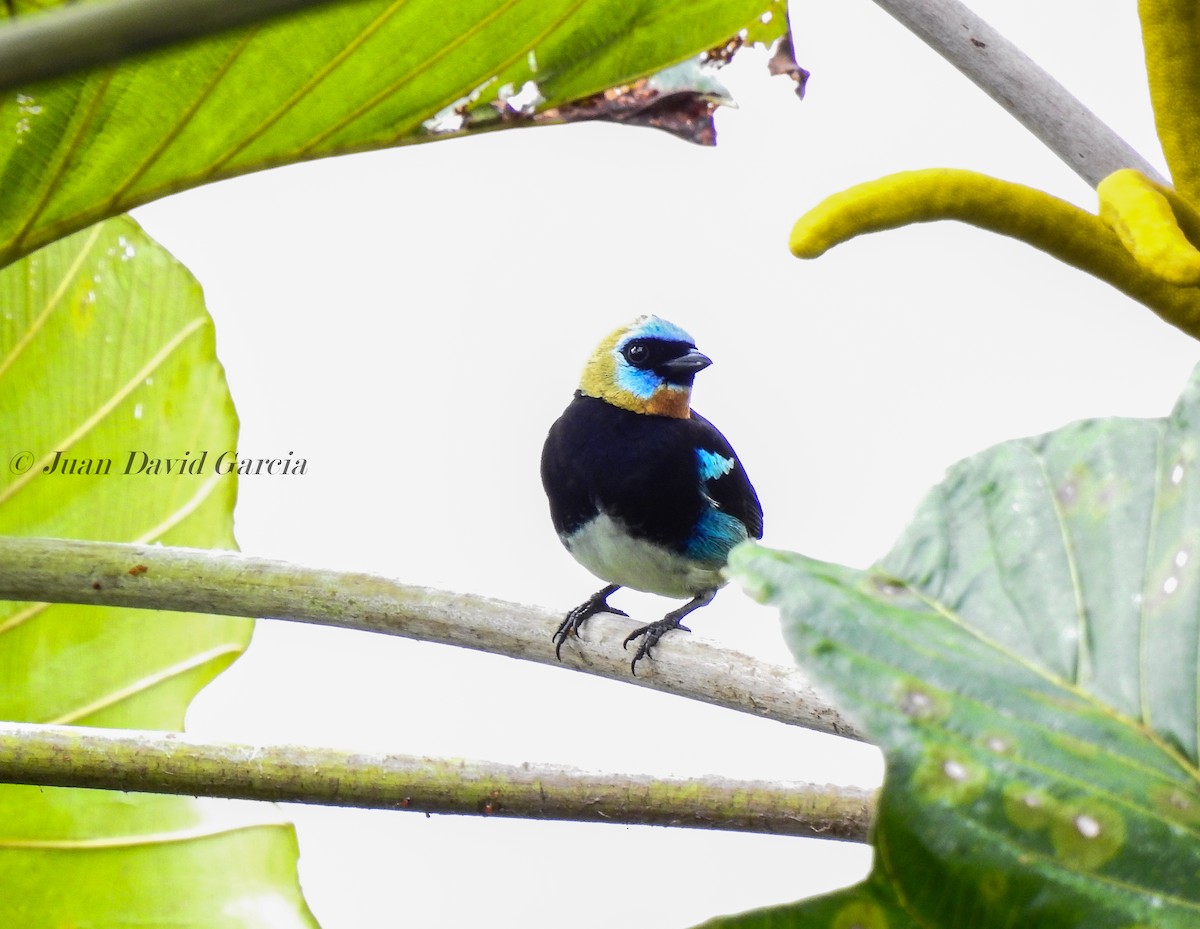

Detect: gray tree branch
[0,0,345,89]
[867,0,1164,186]
[0,720,874,842]
[0,536,862,739]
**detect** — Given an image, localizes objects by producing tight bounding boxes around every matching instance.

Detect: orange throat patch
[645,387,692,418]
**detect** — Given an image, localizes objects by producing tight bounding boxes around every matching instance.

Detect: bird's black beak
[655,348,712,385]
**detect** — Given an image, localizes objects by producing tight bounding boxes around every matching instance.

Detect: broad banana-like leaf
[0,216,318,928]
[0,0,785,268]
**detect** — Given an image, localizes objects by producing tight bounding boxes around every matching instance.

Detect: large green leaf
[2,788,317,928]
[0,0,785,268]
[722,365,1200,928]
[0,215,245,728]
[0,216,318,927]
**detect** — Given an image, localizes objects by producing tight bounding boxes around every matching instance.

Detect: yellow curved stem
[1139,0,1200,201]
[1098,169,1200,285]
[790,168,1200,338]
[790,169,1110,264]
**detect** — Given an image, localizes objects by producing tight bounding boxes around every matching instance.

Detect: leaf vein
[0,315,208,509]
[940,792,1200,912]
[49,643,244,725]
[297,0,587,155]
[1027,443,1091,685]
[9,72,115,253]
[0,224,104,383]
[0,819,292,851]
[207,0,412,175]
[889,576,1200,781]
[828,634,1200,836]
[106,30,260,208]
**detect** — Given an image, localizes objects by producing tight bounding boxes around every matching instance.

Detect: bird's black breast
[541,394,762,552]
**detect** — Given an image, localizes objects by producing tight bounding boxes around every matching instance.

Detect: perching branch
[0,721,873,842]
[0,536,862,739]
[866,0,1164,187]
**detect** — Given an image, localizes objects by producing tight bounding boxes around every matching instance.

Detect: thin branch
[0,721,873,842]
[0,537,863,739]
[0,0,348,91]
[866,0,1165,187]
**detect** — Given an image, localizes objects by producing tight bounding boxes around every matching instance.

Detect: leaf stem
[0,536,863,739]
[0,720,874,841]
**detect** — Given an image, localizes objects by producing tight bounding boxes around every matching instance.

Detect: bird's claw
[622,618,691,674]
[552,586,626,659]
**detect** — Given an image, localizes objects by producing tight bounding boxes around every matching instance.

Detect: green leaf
[0,216,319,928]
[724,364,1200,929]
[0,788,317,928]
[0,215,245,729]
[700,877,916,929]
[0,0,785,267]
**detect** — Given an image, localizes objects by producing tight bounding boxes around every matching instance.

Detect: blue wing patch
[696,448,735,481]
[685,448,747,561]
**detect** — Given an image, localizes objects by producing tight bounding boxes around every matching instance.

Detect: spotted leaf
[720,363,1200,928]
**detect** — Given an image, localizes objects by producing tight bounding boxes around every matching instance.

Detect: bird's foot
[553,584,627,659]
[622,616,691,675]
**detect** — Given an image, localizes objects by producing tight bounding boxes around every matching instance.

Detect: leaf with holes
[0,0,785,268]
[719,365,1200,929]
[0,216,318,927]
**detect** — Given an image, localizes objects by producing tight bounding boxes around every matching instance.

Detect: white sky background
[132,2,1198,927]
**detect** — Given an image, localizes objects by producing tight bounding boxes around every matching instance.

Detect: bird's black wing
[541,395,603,539]
[687,410,764,540]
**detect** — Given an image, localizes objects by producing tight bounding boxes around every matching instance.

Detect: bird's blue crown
[579,316,701,418]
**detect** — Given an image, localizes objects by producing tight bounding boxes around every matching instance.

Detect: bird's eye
[623,340,651,367]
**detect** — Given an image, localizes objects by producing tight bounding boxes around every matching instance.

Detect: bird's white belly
[564,513,726,598]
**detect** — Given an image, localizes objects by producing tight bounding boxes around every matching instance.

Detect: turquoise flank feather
[684,506,749,561]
